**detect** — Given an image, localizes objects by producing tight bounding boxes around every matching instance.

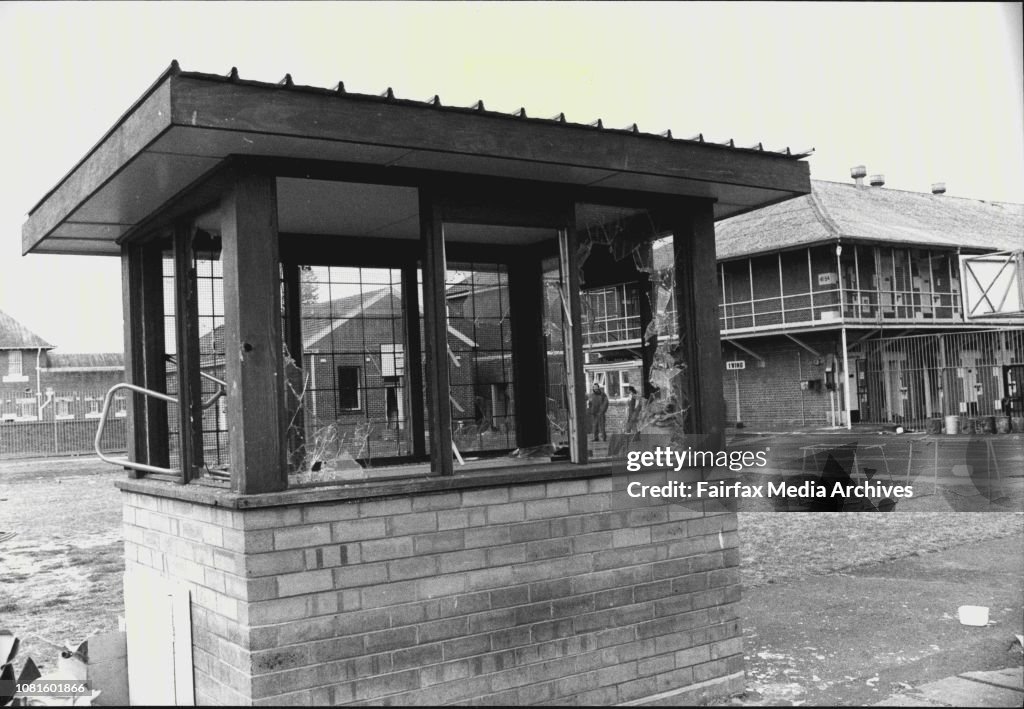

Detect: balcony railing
[719,287,972,332]
[583,313,642,347]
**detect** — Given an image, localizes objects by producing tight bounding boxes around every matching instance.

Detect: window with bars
[380,344,405,377]
[7,350,22,376]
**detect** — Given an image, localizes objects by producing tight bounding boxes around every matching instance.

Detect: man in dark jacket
[587,383,609,442]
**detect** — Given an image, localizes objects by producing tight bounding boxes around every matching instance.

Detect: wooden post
[508,254,549,448]
[559,219,588,464]
[173,222,204,482]
[670,200,725,449]
[121,245,145,477]
[419,191,454,476]
[221,171,287,494]
[401,266,427,457]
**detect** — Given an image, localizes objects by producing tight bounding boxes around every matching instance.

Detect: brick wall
[721,333,842,430]
[122,477,743,705]
[122,492,252,705]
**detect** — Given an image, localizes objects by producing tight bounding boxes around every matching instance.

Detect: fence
[856,328,1024,429]
[0,390,127,459]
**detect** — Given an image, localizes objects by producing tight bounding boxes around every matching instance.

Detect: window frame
[380,343,406,377]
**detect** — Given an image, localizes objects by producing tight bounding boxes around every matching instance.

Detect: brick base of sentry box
[121,475,743,706]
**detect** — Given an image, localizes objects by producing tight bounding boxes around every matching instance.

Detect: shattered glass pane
[576,207,691,458]
[285,265,428,485]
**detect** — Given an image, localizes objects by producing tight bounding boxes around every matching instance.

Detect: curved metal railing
[94,369,227,476]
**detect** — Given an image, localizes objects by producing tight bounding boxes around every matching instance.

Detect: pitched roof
[0,309,54,350]
[715,180,1024,260]
[43,352,124,370]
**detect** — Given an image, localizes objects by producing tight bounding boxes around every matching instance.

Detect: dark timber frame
[104,168,738,492]
[23,65,810,495]
[102,164,748,493]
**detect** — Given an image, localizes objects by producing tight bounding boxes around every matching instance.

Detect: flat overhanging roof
[23,62,812,256]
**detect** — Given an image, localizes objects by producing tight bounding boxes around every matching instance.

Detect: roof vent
[869,174,885,187]
[931,182,946,195]
[851,165,867,188]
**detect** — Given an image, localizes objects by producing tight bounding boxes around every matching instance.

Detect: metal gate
[857,328,1024,428]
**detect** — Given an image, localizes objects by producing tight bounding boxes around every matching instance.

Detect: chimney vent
[851,165,867,188]
[869,174,885,187]
[931,182,946,195]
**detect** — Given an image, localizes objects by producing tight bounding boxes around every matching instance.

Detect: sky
[0,1,1021,353]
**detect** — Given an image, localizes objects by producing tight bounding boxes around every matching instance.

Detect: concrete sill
[115,459,618,509]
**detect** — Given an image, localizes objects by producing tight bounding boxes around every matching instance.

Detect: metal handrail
[94,382,180,476]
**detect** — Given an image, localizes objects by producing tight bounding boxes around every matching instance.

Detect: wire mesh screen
[445,264,516,454]
[161,249,228,477]
[195,256,229,473]
[162,254,182,472]
[293,266,422,476]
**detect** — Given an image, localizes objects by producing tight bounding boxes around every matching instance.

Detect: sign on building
[726,360,746,370]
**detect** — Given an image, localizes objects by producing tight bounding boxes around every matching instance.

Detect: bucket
[957,605,989,626]
[943,415,960,435]
[975,416,995,434]
[995,415,1011,434]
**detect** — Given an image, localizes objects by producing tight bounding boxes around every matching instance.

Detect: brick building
[714,174,1024,430]
[0,308,124,422]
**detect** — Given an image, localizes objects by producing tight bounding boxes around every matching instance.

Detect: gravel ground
[0,459,123,669]
[738,511,1024,589]
[2,455,1022,679]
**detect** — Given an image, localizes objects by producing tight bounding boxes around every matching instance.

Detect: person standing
[588,383,609,442]
[625,385,642,434]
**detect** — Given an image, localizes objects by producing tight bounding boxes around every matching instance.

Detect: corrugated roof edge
[179,64,813,159]
[28,60,813,217]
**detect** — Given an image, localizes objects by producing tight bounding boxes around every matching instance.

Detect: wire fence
[856,328,1024,430]
[0,390,126,459]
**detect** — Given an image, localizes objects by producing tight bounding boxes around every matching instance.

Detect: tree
[300,265,320,305]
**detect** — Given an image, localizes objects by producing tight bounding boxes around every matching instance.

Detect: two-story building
[0,308,54,421]
[713,173,1023,430]
[1,309,126,424]
[580,174,1024,431]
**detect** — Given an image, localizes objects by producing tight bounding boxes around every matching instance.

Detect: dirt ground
[0,457,123,669]
[1,453,1022,687]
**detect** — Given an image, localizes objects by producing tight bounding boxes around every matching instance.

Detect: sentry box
[22,62,810,706]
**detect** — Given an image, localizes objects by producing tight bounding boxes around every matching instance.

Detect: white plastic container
[944,415,960,435]
[957,605,989,626]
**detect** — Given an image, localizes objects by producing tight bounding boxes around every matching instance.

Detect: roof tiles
[716,180,1024,260]
[0,309,53,350]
